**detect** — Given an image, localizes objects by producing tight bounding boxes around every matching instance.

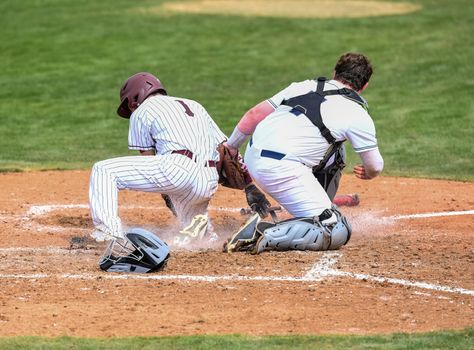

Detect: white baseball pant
[89,153,218,238]
[244,144,332,218]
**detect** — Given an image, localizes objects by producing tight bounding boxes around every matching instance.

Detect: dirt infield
[0,170,473,337]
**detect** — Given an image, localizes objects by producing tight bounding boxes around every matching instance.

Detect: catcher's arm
[226,100,275,151]
[354,149,384,180]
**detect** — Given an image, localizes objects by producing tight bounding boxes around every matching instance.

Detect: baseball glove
[216,143,250,190]
[245,184,271,218]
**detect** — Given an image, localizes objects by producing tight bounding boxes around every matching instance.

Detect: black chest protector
[281,77,368,172]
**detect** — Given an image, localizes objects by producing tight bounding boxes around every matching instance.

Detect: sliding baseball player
[89,72,226,246]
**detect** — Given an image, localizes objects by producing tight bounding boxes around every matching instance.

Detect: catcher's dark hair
[334,53,373,91]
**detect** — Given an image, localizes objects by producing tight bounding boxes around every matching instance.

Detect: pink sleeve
[236,100,276,134]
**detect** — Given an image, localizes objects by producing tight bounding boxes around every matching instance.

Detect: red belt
[171,150,216,167]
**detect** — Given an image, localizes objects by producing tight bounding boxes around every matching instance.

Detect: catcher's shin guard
[254,208,352,254]
[99,228,170,273]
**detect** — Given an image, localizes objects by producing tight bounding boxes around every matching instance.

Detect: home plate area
[0,170,472,336]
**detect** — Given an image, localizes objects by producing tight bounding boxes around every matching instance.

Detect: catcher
[223,53,384,254]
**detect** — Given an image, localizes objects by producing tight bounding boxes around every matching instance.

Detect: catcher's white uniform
[89,95,226,240]
[244,79,380,217]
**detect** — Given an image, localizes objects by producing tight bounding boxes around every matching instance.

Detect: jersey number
[176,100,194,117]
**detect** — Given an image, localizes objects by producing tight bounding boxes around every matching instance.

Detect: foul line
[25,204,242,216]
[0,247,83,254]
[1,252,472,297]
[23,204,474,220]
[390,209,474,220]
[304,252,474,296]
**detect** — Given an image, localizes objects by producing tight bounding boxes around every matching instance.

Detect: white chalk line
[389,209,474,220]
[305,252,474,296]
[0,247,85,254]
[22,204,474,220]
[304,252,474,296]
[24,204,242,216]
[0,273,305,282]
[0,274,49,279]
[0,251,472,297]
[331,270,474,296]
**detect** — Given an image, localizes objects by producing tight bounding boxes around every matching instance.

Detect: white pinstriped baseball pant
[89,153,219,238]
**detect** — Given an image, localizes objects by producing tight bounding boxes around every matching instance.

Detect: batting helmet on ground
[117,72,167,118]
[99,228,170,273]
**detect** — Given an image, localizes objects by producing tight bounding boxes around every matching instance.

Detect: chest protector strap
[282,77,367,144]
[281,77,368,170]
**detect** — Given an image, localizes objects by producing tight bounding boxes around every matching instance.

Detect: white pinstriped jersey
[253,79,378,168]
[128,95,226,161]
[89,94,227,240]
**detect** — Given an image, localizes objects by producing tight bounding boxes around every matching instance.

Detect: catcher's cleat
[224,213,261,252]
[173,214,209,247]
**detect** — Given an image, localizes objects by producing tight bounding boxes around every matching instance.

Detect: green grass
[0,0,473,180]
[0,329,473,350]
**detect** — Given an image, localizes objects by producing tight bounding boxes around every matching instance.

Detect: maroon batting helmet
[117,72,167,118]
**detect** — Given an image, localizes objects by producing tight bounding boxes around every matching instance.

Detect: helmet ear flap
[117,97,131,118]
[129,95,139,111]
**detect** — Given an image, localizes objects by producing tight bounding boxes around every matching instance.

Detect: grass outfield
[0,0,472,179]
[0,329,473,350]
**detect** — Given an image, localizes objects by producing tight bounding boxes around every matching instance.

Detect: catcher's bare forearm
[355,149,384,179]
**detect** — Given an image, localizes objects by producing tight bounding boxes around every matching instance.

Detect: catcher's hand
[216,143,249,190]
[245,184,270,218]
[353,164,372,180]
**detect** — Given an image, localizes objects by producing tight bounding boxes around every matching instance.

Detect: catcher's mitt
[216,143,249,190]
